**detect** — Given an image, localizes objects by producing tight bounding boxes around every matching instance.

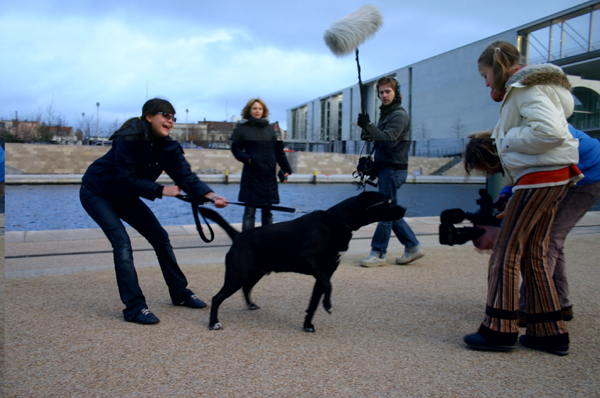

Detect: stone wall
[5,143,461,176]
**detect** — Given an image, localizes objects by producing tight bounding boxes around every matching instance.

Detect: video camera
[439,189,501,246]
[353,156,378,188]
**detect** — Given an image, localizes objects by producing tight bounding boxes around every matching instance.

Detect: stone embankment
[6,143,468,176]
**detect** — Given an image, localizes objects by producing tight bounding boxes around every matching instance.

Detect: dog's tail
[197,207,239,241]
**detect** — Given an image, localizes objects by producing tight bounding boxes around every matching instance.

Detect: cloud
[0,0,583,131]
[1,10,355,128]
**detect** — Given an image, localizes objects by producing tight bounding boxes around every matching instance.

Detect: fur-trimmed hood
[506,63,571,91]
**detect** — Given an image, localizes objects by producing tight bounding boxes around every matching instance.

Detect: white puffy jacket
[491,64,579,186]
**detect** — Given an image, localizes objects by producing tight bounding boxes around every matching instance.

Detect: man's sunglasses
[157,112,177,122]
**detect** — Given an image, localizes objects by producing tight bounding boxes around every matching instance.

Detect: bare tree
[412,121,426,140]
[100,118,121,138]
[451,116,465,138]
[78,113,95,140]
[40,102,68,141]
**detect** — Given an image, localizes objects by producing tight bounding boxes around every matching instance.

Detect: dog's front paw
[209,322,223,330]
[247,303,260,310]
[303,323,316,333]
[324,305,332,314]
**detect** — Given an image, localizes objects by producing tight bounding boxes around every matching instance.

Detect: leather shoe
[128,308,159,325]
[464,332,517,352]
[519,335,569,356]
[177,294,207,309]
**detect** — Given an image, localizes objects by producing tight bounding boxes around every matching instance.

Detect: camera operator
[356,76,424,267]
[461,41,584,356]
[468,126,600,327]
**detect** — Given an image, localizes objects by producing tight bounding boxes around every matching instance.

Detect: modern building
[287,1,600,149]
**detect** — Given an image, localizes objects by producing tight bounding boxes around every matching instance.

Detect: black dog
[198,191,406,332]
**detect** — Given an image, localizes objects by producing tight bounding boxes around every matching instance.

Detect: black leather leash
[176,195,307,243]
[177,195,215,243]
[226,201,305,213]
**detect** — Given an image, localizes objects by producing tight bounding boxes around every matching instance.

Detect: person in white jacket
[463,41,582,356]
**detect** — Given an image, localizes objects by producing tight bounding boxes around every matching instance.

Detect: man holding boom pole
[357,76,425,267]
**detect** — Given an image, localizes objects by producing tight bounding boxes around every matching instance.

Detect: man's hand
[162,185,182,197]
[473,225,500,250]
[357,113,370,128]
[361,130,373,141]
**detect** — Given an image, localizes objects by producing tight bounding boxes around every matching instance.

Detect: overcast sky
[1,0,586,133]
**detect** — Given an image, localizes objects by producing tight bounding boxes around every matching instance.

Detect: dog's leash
[176,195,308,243]
[176,195,215,243]
[226,201,307,214]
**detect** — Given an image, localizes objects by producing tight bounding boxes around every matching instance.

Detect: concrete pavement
[3,212,600,396]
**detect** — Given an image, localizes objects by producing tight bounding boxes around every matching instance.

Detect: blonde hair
[241,98,269,119]
[478,41,522,90]
[463,131,501,175]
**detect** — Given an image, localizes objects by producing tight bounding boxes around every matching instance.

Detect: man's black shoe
[177,294,207,309]
[128,308,159,325]
[519,335,569,356]
[464,332,517,352]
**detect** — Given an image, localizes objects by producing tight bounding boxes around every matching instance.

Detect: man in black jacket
[356,77,424,267]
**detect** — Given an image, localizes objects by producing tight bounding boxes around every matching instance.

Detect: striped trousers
[478,184,570,346]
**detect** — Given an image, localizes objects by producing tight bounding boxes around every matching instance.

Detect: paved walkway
[3,212,600,397]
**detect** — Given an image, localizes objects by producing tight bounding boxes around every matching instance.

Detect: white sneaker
[360,255,387,268]
[396,245,425,265]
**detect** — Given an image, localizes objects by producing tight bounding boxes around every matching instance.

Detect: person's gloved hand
[357,113,370,128]
[361,130,373,141]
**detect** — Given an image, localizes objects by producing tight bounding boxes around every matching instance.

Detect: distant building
[170,119,286,143]
[287,1,600,143]
[3,120,40,141]
[48,126,75,143]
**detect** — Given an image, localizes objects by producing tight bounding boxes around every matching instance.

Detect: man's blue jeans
[371,168,420,255]
[80,186,192,320]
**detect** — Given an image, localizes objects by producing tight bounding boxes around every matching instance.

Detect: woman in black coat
[80,98,228,325]
[230,98,292,231]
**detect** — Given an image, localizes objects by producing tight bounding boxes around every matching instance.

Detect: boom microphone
[324,4,383,56]
[323,4,383,114]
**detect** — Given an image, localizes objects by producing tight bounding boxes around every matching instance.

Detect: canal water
[6,183,600,232]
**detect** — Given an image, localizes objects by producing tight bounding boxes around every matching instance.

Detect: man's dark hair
[376,76,402,103]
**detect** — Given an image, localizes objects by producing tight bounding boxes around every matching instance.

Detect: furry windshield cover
[324,4,383,57]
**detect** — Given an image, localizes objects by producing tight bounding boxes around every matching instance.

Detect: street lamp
[96,102,100,141]
[186,109,189,142]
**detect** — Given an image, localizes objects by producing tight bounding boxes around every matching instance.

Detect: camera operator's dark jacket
[362,100,411,169]
[230,116,292,205]
[82,119,212,201]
